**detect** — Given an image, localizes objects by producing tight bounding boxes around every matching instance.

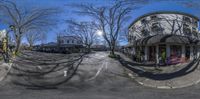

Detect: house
[33,36,84,53]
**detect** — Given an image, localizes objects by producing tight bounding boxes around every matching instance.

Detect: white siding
[129,13,199,44]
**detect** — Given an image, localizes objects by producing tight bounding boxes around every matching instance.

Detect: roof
[34,43,83,48]
[59,44,84,48]
[43,42,58,47]
[58,36,81,40]
[128,11,199,29]
[133,34,199,46]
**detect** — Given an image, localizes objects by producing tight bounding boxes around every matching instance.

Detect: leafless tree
[0,0,60,53]
[179,1,200,15]
[67,20,98,52]
[26,31,43,49]
[70,0,148,55]
[10,51,85,88]
[119,28,129,43]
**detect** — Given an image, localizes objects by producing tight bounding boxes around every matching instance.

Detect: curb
[0,63,12,81]
[117,53,200,89]
[124,67,200,89]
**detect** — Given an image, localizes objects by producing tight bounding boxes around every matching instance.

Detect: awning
[134,34,200,46]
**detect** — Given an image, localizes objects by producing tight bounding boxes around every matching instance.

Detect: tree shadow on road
[118,56,200,80]
[8,52,86,89]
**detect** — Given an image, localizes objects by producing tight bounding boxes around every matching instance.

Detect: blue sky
[1,0,200,45]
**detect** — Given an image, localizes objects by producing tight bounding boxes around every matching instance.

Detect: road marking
[105,62,108,70]
[86,61,106,81]
[64,70,67,77]
[0,63,12,81]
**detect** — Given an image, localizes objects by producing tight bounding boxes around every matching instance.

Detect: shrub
[108,54,120,59]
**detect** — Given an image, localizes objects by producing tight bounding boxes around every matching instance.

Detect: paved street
[117,52,200,89]
[0,51,200,99]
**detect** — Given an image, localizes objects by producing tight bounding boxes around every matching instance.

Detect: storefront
[127,12,200,65]
[132,35,200,65]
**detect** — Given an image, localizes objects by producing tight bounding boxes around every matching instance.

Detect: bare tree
[72,1,133,56]
[67,20,98,52]
[119,28,129,43]
[0,0,60,53]
[26,31,43,49]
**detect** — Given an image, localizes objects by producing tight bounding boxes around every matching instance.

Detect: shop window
[170,45,182,58]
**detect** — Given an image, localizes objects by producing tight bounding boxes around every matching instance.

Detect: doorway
[159,44,166,64]
[149,46,156,62]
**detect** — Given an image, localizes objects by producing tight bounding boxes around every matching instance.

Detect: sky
[1,0,200,45]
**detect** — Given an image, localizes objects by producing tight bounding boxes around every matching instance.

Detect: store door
[159,44,166,64]
[149,46,156,62]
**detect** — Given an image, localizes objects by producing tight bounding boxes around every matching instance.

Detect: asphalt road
[0,51,200,99]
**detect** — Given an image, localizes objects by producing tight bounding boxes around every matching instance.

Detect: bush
[14,51,21,56]
[0,56,3,61]
[108,54,120,59]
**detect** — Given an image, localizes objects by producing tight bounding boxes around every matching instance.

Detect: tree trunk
[86,45,91,53]
[15,38,21,54]
[110,45,115,56]
[29,43,33,50]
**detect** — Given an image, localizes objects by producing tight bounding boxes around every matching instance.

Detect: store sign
[0,29,6,41]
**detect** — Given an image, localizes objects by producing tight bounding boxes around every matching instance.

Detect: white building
[128,11,200,65]
[34,36,83,53]
[57,36,82,45]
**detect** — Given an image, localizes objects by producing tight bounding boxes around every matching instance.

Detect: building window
[141,29,149,36]
[150,15,158,20]
[184,28,191,36]
[67,40,69,43]
[192,29,198,37]
[183,23,191,36]
[141,18,147,24]
[77,41,81,44]
[60,40,64,44]
[151,23,163,33]
[193,19,198,27]
[183,16,191,23]
[183,23,189,29]
[72,40,74,43]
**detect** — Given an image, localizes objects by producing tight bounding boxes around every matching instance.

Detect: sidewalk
[116,52,200,89]
[0,62,12,82]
